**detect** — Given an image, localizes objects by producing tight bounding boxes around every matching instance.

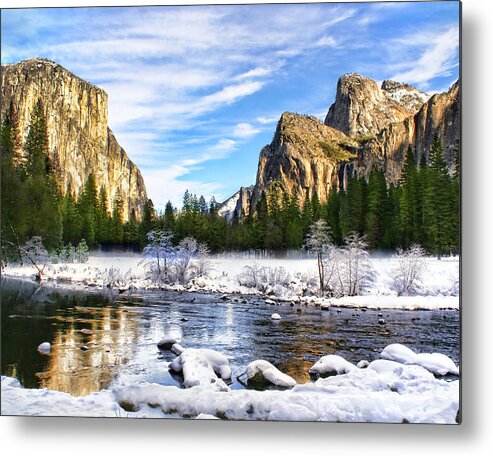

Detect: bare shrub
[140,229,175,284]
[392,244,427,296]
[174,237,198,285]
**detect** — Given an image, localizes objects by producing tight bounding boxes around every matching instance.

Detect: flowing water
[1,277,460,396]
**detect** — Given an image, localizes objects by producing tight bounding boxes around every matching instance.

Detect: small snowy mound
[381,344,417,364]
[380,344,459,376]
[169,349,232,391]
[271,313,281,320]
[157,337,179,350]
[414,353,459,376]
[245,360,297,389]
[37,342,51,353]
[171,343,185,355]
[309,355,356,377]
[357,360,369,369]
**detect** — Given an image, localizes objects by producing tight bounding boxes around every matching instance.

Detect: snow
[270,313,281,320]
[244,360,297,388]
[309,355,356,377]
[37,342,51,353]
[381,343,459,376]
[169,348,232,391]
[217,191,240,221]
[3,252,459,311]
[1,353,459,422]
[157,337,179,350]
[1,341,459,422]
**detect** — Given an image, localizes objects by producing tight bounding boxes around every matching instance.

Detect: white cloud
[232,123,261,139]
[257,116,279,125]
[388,26,459,89]
[212,139,237,151]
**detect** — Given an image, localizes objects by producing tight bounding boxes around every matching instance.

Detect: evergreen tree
[326,183,341,244]
[138,199,156,248]
[1,104,26,260]
[163,201,176,231]
[22,100,62,250]
[61,186,81,245]
[110,191,124,244]
[399,146,419,247]
[423,136,453,258]
[77,174,98,246]
[366,169,390,249]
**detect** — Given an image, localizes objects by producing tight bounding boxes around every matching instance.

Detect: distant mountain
[325,73,430,138]
[220,74,459,219]
[1,58,148,220]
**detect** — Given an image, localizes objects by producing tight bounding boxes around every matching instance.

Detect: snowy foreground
[1,343,459,423]
[3,252,459,310]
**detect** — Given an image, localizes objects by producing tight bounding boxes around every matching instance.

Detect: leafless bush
[140,229,176,284]
[102,267,131,289]
[173,237,198,285]
[238,264,291,292]
[392,244,427,296]
[192,242,212,278]
[238,262,267,289]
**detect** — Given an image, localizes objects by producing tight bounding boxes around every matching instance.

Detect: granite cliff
[1,58,147,220]
[221,74,459,219]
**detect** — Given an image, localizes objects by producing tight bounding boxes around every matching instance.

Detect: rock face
[355,81,460,183]
[325,73,429,138]
[217,186,254,221]
[249,112,360,213]
[220,75,458,219]
[1,58,147,220]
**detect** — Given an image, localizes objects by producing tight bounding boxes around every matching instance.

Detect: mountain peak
[325,73,428,138]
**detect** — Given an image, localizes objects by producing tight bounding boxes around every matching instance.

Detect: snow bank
[3,252,459,310]
[244,360,297,388]
[309,355,356,377]
[169,349,232,391]
[2,346,459,423]
[381,344,459,376]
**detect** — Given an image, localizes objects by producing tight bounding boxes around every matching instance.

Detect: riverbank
[2,252,460,310]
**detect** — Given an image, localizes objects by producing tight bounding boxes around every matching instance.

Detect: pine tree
[326,183,341,244]
[110,191,124,244]
[399,146,419,247]
[1,104,26,260]
[61,186,82,245]
[163,201,176,231]
[138,199,156,248]
[423,136,453,258]
[96,185,110,244]
[366,169,390,249]
[77,174,98,246]
[22,100,62,250]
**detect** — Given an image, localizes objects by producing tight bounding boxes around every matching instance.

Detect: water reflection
[1,277,460,397]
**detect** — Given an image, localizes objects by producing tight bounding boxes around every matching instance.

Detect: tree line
[1,98,459,261]
[152,137,459,258]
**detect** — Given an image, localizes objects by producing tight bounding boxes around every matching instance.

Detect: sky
[1,1,460,210]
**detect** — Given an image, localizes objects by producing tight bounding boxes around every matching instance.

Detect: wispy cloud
[388,26,459,89]
[1,3,459,206]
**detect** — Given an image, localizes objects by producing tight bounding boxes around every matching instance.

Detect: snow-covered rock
[271,313,281,320]
[169,349,232,391]
[357,360,369,368]
[380,343,459,376]
[245,360,297,388]
[171,343,185,355]
[157,337,179,350]
[309,355,356,377]
[37,342,51,353]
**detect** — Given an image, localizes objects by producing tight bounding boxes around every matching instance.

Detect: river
[1,277,460,396]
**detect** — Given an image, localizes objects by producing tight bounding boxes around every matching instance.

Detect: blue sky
[1,1,460,209]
